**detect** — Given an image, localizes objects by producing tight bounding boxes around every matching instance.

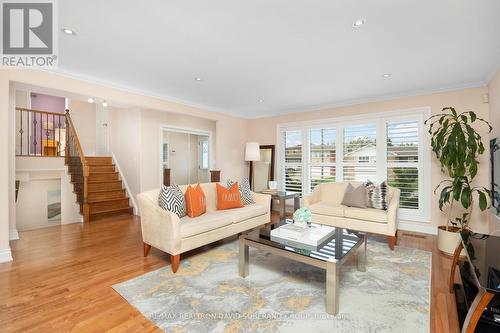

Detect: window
[386,121,419,209]
[283,130,303,193]
[278,109,430,222]
[200,140,209,169]
[162,143,169,167]
[343,124,377,182]
[309,128,336,191]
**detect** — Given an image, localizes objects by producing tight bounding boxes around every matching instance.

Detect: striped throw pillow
[365,181,388,210]
[158,184,186,218]
[227,178,254,205]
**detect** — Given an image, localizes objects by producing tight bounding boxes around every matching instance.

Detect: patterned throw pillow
[227,178,254,205]
[158,184,186,218]
[217,183,244,210]
[364,180,388,210]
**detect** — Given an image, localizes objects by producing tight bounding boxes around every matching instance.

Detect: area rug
[113,240,431,333]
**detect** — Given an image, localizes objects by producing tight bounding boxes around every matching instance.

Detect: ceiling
[56,0,500,118]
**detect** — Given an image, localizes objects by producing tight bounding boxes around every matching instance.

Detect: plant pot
[437,226,466,256]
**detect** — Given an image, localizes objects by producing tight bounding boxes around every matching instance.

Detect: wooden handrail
[15,107,67,117]
[65,109,90,222]
[65,110,86,165]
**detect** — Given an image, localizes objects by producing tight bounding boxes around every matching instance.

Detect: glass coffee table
[239,220,367,315]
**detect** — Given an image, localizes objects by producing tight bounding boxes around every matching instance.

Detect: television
[491,138,500,216]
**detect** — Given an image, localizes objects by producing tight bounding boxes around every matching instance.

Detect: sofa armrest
[136,192,182,255]
[252,191,271,212]
[387,188,400,236]
[304,185,321,207]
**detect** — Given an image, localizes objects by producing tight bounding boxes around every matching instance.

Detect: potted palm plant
[426,107,495,255]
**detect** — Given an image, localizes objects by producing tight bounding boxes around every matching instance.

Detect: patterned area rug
[113,240,431,333]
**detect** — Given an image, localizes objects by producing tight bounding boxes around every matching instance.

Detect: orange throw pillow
[217,183,244,210]
[185,184,206,217]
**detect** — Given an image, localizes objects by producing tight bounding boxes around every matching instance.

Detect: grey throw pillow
[341,183,367,208]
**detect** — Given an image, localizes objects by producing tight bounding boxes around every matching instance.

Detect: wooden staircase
[65,111,133,222]
[82,157,133,221]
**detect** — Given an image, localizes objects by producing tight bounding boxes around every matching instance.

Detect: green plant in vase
[426,107,494,255]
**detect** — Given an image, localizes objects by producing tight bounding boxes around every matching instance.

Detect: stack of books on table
[270,223,336,251]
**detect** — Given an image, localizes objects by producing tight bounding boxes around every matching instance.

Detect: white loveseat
[304,182,400,249]
[137,183,271,272]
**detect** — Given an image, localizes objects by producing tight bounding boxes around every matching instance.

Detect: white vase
[437,226,466,256]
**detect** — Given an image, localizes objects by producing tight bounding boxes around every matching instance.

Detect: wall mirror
[250,145,275,192]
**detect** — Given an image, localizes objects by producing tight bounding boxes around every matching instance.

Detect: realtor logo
[1,0,58,67]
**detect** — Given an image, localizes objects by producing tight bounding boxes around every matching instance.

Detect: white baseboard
[0,248,13,263]
[399,221,437,235]
[9,230,19,240]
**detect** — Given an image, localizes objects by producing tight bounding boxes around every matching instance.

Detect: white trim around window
[276,107,431,223]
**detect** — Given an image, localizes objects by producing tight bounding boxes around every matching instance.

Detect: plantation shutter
[282,130,303,194]
[309,128,336,191]
[386,121,419,209]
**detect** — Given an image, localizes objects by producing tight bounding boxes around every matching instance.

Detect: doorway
[161,127,211,185]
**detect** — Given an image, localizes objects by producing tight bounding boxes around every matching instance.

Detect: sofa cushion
[180,212,233,238]
[319,182,351,205]
[344,206,388,223]
[341,183,367,208]
[159,184,186,218]
[309,202,345,217]
[224,204,268,223]
[185,184,206,217]
[217,183,244,210]
[227,178,254,205]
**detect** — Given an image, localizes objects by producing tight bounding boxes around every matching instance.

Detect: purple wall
[31,93,65,113]
[29,93,66,155]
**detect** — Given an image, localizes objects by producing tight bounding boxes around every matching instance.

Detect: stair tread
[88,189,125,194]
[89,207,133,215]
[87,180,122,184]
[88,197,129,204]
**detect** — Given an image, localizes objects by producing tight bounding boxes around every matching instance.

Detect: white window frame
[199,139,209,170]
[277,107,431,223]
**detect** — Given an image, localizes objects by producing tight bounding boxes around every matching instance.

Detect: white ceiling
[56,0,500,118]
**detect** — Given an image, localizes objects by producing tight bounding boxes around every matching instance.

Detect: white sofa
[304,182,400,249]
[137,183,271,272]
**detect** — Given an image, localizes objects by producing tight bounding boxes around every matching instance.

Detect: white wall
[16,177,61,231]
[108,107,142,201]
[67,99,97,156]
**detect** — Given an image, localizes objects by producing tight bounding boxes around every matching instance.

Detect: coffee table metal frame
[238,227,366,315]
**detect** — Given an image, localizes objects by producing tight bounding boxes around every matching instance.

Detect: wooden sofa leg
[171,254,180,273]
[388,235,396,251]
[143,243,151,257]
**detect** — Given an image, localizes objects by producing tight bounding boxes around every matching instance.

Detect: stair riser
[88,173,119,182]
[89,166,116,173]
[89,199,130,213]
[87,182,123,192]
[88,190,126,202]
[86,157,113,166]
[90,207,133,221]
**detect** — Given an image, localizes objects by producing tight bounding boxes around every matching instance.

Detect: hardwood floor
[0,214,459,332]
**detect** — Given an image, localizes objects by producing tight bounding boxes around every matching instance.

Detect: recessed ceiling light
[87,98,94,103]
[258,99,264,103]
[194,77,203,81]
[382,73,392,78]
[102,101,108,107]
[62,28,75,35]
[352,19,365,27]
